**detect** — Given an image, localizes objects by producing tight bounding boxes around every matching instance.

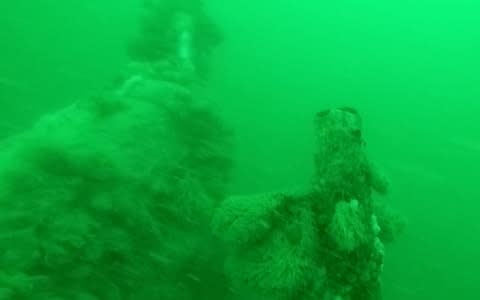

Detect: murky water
[1,1,479,299]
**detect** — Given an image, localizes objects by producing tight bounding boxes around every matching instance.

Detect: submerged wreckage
[0,1,403,299]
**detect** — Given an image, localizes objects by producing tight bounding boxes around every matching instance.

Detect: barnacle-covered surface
[0,78,232,300]
[214,108,403,300]
[0,1,232,299]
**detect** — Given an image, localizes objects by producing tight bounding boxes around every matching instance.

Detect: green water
[1,0,479,299]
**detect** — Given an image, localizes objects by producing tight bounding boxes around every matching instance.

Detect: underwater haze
[1,0,480,299]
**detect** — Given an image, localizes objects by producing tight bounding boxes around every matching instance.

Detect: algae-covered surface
[1,0,479,299]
